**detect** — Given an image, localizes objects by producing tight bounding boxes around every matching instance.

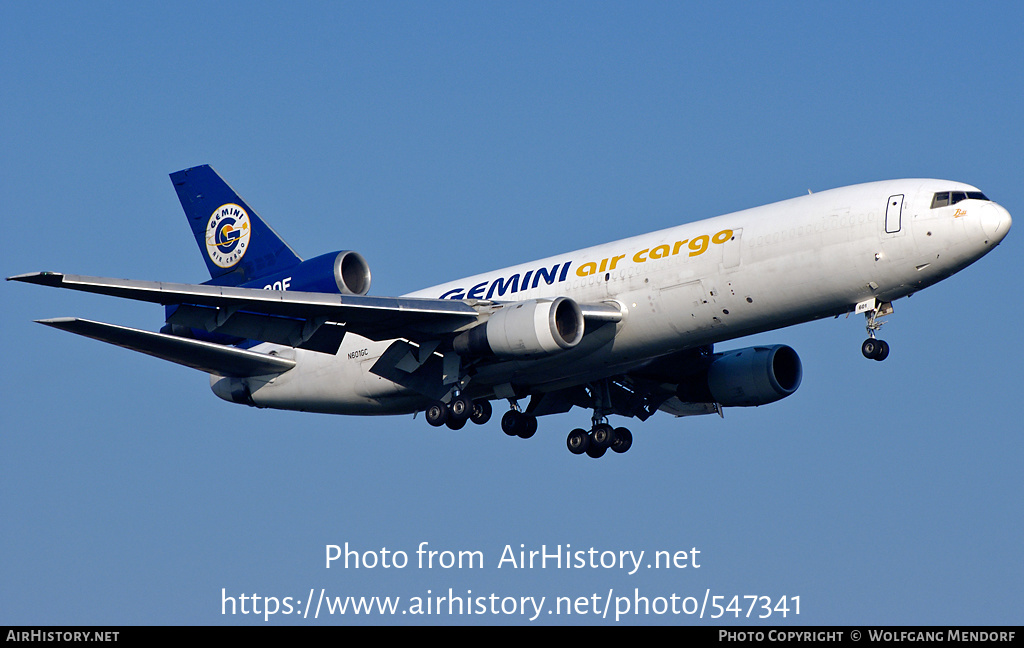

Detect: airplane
[8,166,1012,458]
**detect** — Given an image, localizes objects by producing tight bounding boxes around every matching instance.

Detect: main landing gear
[566,420,633,459]
[496,400,634,458]
[423,389,636,458]
[500,408,538,439]
[425,395,492,430]
[860,300,892,361]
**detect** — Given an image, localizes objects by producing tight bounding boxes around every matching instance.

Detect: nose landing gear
[859,299,893,361]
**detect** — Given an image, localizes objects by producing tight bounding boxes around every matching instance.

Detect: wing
[8,271,622,354]
[9,272,482,344]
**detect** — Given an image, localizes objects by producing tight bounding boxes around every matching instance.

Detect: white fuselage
[232,179,1011,414]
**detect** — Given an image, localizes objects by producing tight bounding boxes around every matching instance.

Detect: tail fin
[170,165,302,286]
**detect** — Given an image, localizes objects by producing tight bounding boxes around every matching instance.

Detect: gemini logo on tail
[206,203,251,268]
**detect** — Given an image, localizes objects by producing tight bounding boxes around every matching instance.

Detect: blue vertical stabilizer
[170,165,302,286]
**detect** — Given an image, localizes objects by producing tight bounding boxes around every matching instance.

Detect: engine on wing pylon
[453,297,585,357]
[676,344,802,407]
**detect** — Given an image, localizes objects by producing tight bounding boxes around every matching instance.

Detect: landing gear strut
[860,300,892,361]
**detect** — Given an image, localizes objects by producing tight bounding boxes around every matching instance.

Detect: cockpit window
[931,191,990,209]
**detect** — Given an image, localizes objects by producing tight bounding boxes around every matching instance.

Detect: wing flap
[37,317,296,377]
[657,396,721,418]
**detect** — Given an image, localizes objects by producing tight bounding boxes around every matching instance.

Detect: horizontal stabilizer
[37,318,296,377]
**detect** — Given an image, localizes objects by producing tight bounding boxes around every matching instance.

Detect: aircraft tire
[446,416,467,430]
[567,428,589,454]
[862,338,890,361]
[501,410,520,436]
[611,427,633,454]
[586,442,607,459]
[861,339,878,359]
[426,401,448,427]
[874,340,890,361]
[517,415,538,439]
[470,400,492,425]
[450,395,473,421]
[591,424,614,449]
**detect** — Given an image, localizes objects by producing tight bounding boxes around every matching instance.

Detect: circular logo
[205,204,251,268]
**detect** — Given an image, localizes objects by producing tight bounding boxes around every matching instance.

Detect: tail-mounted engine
[241,250,371,295]
[162,250,371,345]
[453,297,585,357]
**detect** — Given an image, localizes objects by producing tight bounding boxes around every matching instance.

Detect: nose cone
[981,202,1012,243]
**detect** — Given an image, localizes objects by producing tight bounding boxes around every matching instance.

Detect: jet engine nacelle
[454,297,585,357]
[705,344,802,407]
[242,250,372,295]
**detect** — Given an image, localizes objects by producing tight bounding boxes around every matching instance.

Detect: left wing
[9,272,482,343]
[8,272,622,351]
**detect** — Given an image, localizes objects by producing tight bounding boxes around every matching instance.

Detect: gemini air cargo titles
[10,165,1011,457]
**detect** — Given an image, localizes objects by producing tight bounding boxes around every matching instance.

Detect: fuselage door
[885,194,904,234]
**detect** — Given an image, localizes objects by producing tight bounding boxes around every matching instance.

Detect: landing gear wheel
[425,401,448,427]
[517,415,538,439]
[874,339,890,361]
[861,338,878,359]
[501,410,520,436]
[566,428,589,454]
[445,416,467,430]
[586,442,608,459]
[591,424,614,449]
[862,338,890,361]
[611,427,633,454]
[449,395,473,421]
[501,410,538,438]
[470,400,492,425]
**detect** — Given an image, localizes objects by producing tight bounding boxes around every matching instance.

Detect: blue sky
[2,1,1021,625]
